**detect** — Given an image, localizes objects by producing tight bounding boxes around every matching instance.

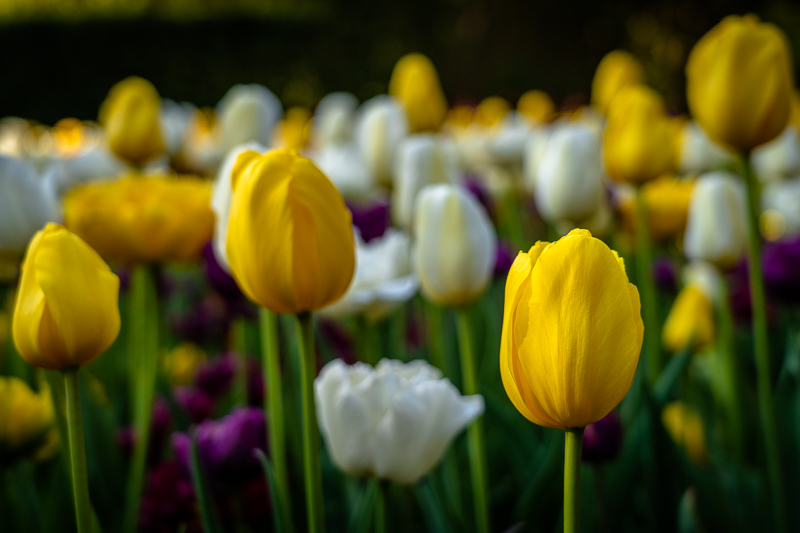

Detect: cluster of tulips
[2,12,800,533]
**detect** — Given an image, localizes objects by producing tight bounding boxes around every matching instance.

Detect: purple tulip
[494,240,516,277]
[347,199,390,243]
[195,352,238,398]
[652,257,678,293]
[462,176,495,221]
[202,243,243,300]
[582,412,623,464]
[117,397,173,465]
[138,461,200,533]
[763,235,800,304]
[169,296,229,345]
[174,386,215,423]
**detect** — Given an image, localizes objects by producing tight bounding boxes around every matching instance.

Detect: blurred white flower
[682,260,723,304]
[678,121,736,175]
[752,126,800,183]
[44,145,125,197]
[481,112,531,165]
[315,358,484,484]
[217,84,282,153]
[313,92,359,148]
[313,143,374,200]
[761,177,800,240]
[522,126,552,193]
[321,229,418,321]
[355,96,409,187]
[160,99,197,156]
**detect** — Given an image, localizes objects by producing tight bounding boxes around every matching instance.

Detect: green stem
[635,187,661,387]
[564,427,584,533]
[375,481,387,533]
[259,308,291,518]
[63,367,92,533]
[295,312,324,533]
[741,153,785,533]
[426,303,447,377]
[454,309,489,533]
[357,316,380,366]
[716,276,744,461]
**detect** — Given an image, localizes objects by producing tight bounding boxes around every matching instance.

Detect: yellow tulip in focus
[64,174,214,264]
[517,90,555,124]
[163,342,206,386]
[99,77,165,165]
[619,176,694,241]
[0,377,55,458]
[686,15,793,151]
[388,53,448,133]
[475,97,511,128]
[500,229,643,429]
[591,50,645,115]
[13,224,120,370]
[227,148,355,314]
[273,107,312,150]
[663,285,715,353]
[662,402,708,464]
[604,86,675,184]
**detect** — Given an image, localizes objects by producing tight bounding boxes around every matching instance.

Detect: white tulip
[160,99,197,156]
[0,155,61,253]
[392,135,460,229]
[313,143,374,200]
[313,92,359,148]
[315,358,484,484]
[684,171,747,268]
[482,112,531,165]
[752,126,800,183]
[321,229,418,321]
[761,177,800,239]
[45,145,125,197]
[678,121,736,175]
[355,96,409,187]
[522,126,551,193]
[414,184,497,306]
[682,260,723,304]
[210,142,267,270]
[534,124,604,223]
[217,84,282,153]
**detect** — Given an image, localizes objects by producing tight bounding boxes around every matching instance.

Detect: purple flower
[169,295,229,345]
[582,412,623,464]
[195,353,238,398]
[494,240,516,277]
[347,199,389,243]
[462,177,495,221]
[652,257,678,293]
[763,235,800,304]
[174,387,215,423]
[138,461,200,533]
[202,243,243,301]
[117,397,173,465]
[172,407,267,494]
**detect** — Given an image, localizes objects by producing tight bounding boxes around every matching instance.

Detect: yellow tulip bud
[475,97,511,128]
[273,107,312,150]
[686,14,793,152]
[591,50,645,116]
[99,77,165,165]
[662,402,708,464]
[663,285,715,353]
[517,90,555,124]
[619,176,694,241]
[500,229,643,429]
[444,105,475,131]
[389,53,448,133]
[604,86,675,184]
[163,342,206,386]
[64,174,214,264]
[13,224,120,370]
[226,148,355,314]
[0,377,55,457]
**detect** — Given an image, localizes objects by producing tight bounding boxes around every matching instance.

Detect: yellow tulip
[604,85,675,184]
[273,107,312,150]
[226,148,355,314]
[13,224,120,370]
[662,285,715,352]
[686,14,793,152]
[99,77,165,165]
[0,377,55,456]
[591,50,645,115]
[662,402,708,464]
[789,90,800,130]
[444,105,475,131]
[64,174,214,264]
[517,90,555,124]
[388,53,448,133]
[500,229,643,429]
[475,97,511,128]
[163,342,206,386]
[619,176,694,241]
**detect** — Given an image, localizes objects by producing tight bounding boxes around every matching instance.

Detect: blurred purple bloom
[494,240,516,277]
[202,243,245,302]
[582,412,623,464]
[117,397,173,465]
[169,295,229,345]
[652,257,678,293]
[462,176,495,221]
[347,198,389,243]
[195,352,238,398]
[763,236,800,304]
[727,260,753,324]
[318,318,357,365]
[174,386,215,423]
[138,461,200,533]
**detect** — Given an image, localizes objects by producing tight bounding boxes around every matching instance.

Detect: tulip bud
[662,402,708,464]
[684,171,747,269]
[618,176,694,242]
[676,121,736,174]
[534,124,604,224]
[388,53,447,133]
[591,50,644,116]
[475,97,511,129]
[500,229,643,429]
[313,92,359,148]
[751,126,800,182]
[393,135,460,229]
[355,96,409,186]
[0,377,55,460]
[217,84,282,153]
[517,90,555,125]
[0,155,61,255]
[686,14,793,151]
[99,77,165,166]
[604,85,675,184]
[272,107,312,151]
[414,184,497,307]
[13,224,120,370]
[226,148,355,314]
[663,285,715,353]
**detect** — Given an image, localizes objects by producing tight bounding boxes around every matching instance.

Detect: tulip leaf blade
[653,345,693,406]
[347,478,377,533]
[188,433,224,533]
[415,477,452,533]
[255,449,295,533]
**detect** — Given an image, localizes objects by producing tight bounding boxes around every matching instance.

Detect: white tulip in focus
[217,84,282,153]
[752,126,800,183]
[355,96,409,187]
[414,184,497,306]
[761,177,800,240]
[160,99,197,156]
[321,229,418,321]
[0,155,61,254]
[534,124,604,224]
[210,142,267,270]
[392,135,460,229]
[315,358,484,484]
[684,171,747,269]
[678,121,736,175]
[313,92,359,148]
[314,143,374,200]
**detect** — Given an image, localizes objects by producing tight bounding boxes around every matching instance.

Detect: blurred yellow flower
[789,90,800,130]
[591,50,644,115]
[474,96,511,128]
[273,107,312,150]
[517,90,555,124]
[443,105,475,132]
[389,53,448,133]
[99,77,165,166]
[0,377,55,459]
[227,148,355,314]
[164,342,206,386]
[619,176,694,241]
[64,174,214,264]
[662,402,708,464]
[500,229,643,429]
[663,285,715,352]
[686,14,793,152]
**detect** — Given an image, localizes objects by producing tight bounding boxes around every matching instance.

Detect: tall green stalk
[454,309,489,533]
[295,312,324,533]
[716,277,744,461]
[634,187,661,387]
[357,316,380,366]
[426,303,447,377]
[375,481,387,533]
[564,428,584,533]
[741,154,785,533]
[63,367,92,533]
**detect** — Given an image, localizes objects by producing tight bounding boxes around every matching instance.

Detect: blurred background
[2,0,799,124]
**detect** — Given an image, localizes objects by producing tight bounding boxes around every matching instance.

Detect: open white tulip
[678,121,736,175]
[315,358,484,484]
[752,126,800,183]
[321,229,418,321]
[414,184,497,306]
[313,143,374,200]
[313,92,359,148]
[684,171,747,269]
[355,96,409,187]
[762,177,800,240]
[393,134,460,229]
[217,84,282,153]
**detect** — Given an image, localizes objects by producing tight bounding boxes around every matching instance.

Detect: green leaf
[347,478,377,533]
[653,345,692,406]
[414,477,452,533]
[255,449,294,533]
[188,433,224,533]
